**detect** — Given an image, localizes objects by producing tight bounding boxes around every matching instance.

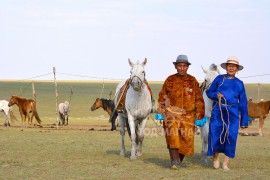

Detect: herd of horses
[1,60,270,160]
[0,96,70,127]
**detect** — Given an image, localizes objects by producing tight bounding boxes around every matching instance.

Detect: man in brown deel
[158,54,205,169]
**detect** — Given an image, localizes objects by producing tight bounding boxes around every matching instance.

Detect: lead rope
[218,95,230,144]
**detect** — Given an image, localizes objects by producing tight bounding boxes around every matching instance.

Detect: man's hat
[173,54,191,65]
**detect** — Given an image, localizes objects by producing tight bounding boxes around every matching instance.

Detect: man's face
[175,63,189,75]
[226,63,239,76]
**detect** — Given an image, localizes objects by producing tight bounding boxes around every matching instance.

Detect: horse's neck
[127,85,150,103]
[101,99,109,110]
[268,101,270,112]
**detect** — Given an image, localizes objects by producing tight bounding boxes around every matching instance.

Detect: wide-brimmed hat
[220,56,244,70]
[173,54,191,65]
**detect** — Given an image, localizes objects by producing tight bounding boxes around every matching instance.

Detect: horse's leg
[111,113,117,131]
[4,112,10,126]
[30,113,34,126]
[119,116,126,156]
[128,115,137,160]
[200,120,209,164]
[27,113,31,126]
[136,117,148,157]
[258,116,266,136]
[19,111,25,127]
[66,115,69,125]
[24,114,28,128]
[61,114,65,125]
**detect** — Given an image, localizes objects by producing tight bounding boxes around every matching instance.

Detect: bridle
[130,75,144,91]
[200,79,212,94]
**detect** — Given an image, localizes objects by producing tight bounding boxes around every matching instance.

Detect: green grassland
[0,80,164,124]
[0,81,270,179]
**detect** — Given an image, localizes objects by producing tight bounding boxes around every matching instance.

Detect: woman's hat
[173,54,191,65]
[220,56,244,70]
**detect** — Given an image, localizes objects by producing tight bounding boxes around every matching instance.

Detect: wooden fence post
[32,81,36,101]
[53,67,59,129]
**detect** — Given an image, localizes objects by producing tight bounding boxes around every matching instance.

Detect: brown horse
[8,95,42,127]
[248,100,270,136]
[90,98,117,131]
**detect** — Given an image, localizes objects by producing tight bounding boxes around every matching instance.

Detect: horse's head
[63,101,70,114]
[201,64,220,89]
[8,95,17,107]
[91,98,102,111]
[129,58,147,91]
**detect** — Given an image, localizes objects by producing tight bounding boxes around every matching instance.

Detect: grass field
[0,81,270,179]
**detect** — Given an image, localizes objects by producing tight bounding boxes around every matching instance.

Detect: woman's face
[175,63,189,75]
[226,63,239,76]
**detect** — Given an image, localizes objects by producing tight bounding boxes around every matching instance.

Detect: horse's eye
[142,71,145,74]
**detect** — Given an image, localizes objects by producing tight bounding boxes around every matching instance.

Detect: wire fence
[1,70,270,124]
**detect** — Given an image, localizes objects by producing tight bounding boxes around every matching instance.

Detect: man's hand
[157,108,165,114]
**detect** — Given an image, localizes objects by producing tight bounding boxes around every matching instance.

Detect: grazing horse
[0,100,17,126]
[90,98,117,131]
[8,95,42,127]
[115,58,152,160]
[248,100,270,136]
[58,101,70,125]
[199,64,220,163]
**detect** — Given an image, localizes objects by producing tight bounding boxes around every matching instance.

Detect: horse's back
[248,101,270,117]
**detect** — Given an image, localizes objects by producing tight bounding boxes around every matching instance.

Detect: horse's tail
[32,101,42,124]
[9,107,18,123]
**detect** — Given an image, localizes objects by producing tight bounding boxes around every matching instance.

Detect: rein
[200,80,212,94]
[218,95,230,145]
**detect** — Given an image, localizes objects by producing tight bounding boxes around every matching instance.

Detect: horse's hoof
[200,157,208,164]
[120,150,126,157]
[136,151,142,157]
[130,155,137,160]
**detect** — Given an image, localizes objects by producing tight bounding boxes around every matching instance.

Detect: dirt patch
[0,123,116,132]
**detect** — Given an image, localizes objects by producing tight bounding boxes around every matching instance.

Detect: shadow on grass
[143,158,170,168]
[106,150,132,158]
[143,153,211,169]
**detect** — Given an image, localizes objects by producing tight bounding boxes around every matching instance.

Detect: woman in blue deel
[206,56,248,171]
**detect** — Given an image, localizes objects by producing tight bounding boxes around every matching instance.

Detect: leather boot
[169,148,180,169]
[179,153,185,162]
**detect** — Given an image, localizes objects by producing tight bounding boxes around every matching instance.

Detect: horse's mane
[209,64,218,71]
[101,99,115,111]
[12,95,27,100]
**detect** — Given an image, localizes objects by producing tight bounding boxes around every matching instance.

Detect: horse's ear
[201,65,207,73]
[128,58,134,67]
[217,65,221,74]
[142,58,147,66]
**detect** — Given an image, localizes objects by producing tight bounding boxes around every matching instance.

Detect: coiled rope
[218,95,230,144]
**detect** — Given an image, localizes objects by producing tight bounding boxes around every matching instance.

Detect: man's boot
[169,148,180,169]
[179,153,185,162]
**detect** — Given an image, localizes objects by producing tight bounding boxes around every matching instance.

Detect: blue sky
[1,0,270,83]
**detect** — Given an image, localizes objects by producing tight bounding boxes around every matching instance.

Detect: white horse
[115,58,152,160]
[0,100,17,126]
[58,101,70,125]
[200,64,220,163]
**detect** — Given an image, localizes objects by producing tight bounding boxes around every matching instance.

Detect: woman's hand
[217,93,224,99]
